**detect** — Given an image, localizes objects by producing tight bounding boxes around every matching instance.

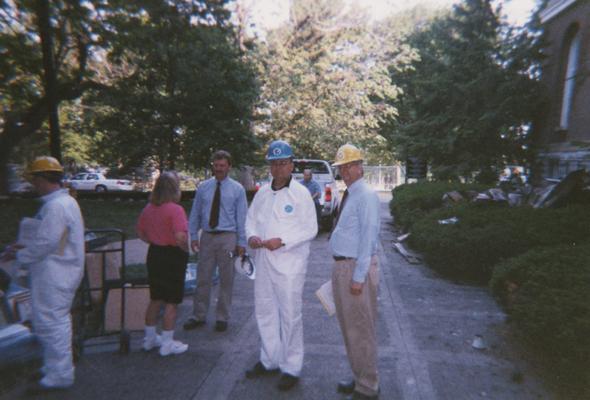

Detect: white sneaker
[159,340,188,356]
[40,374,74,389]
[142,334,162,351]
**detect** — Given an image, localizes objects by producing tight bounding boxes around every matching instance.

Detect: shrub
[390,181,486,230]
[491,243,590,391]
[409,204,590,283]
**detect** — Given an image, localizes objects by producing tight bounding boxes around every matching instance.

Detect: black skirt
[146,244,188,304]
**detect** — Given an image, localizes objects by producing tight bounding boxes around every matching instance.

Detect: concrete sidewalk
[2,195,552,399]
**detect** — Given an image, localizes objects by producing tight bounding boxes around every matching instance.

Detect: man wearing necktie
[330,144,381,400]
[184,150,248,332]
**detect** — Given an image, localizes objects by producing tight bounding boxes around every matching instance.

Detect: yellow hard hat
[27,156,63,174]
[332,144,363,166]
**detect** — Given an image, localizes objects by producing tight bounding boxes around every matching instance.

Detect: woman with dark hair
[137,171,189,356]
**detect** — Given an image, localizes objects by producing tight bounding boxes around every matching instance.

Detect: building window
[559,25,581,130]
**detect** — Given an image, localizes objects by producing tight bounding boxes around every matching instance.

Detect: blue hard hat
[266,140,293,160]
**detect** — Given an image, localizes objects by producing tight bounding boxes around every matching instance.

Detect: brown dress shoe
[215,321,228,332]
[183,318,205,330]
[337,379,355,394]
[345,390,379,400]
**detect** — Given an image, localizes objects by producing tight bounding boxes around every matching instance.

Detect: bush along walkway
[391,182,590,397]
[382,201,551,399]
[490,242,590,398]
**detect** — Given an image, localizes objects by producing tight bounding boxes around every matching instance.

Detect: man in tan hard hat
[329,144,381,400]
[2,156,85,392]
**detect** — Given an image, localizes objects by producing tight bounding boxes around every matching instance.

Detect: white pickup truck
[292,159,340,230]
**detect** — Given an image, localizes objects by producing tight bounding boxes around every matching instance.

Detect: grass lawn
[0,197,194,247]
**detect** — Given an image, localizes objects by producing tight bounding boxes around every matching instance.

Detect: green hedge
[390,182,486,230]
[491,243,590,391]
[409,204,590,283]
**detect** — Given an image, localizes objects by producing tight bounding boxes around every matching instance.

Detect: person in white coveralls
[2,156,85,393]
[244,140,318,391]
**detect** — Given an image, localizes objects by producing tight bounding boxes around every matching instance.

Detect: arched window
[559,25,581,130]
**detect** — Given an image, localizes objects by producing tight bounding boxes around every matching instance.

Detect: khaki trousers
[193,231,236,322]
[332,256,379,396]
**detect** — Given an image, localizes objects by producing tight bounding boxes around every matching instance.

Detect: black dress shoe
[344,390,379,400]
[25,382,71,396]
[183,318,205,330]
[215,320,228,332]
[245,361,279,379]
[277,373,299,391]
[337,379,355,394]
[28,370,44,382]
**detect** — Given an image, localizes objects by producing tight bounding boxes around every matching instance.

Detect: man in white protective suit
[3,156,85,393]
[244,140,318,391]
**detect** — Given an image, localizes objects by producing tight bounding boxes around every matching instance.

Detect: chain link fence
[362,165,404,191]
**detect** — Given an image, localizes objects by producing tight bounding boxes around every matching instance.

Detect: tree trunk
[36,0,62,162]
[0,3,95,194]
[166,52,178,170]
[0,100,49,194]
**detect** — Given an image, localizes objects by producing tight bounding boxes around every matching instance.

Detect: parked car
[292,159,340,229]
[67,173,134,192]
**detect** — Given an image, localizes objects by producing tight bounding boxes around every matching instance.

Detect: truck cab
[292,159,340,230]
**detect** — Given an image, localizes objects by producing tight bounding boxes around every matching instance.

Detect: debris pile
[441,169,590,209]
[393,170,590,265]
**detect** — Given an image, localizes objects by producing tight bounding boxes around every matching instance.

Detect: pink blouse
[137,202,188,247]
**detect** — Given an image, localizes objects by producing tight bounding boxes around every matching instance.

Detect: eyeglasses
[337,162,359,171]
[270,160,291,167]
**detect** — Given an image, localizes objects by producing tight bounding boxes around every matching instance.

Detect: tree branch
[0,79,107,150]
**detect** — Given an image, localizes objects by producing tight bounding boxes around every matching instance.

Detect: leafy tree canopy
[83,0,260,171]
[380,0,546,181]
[250,0,413,164]
[0,0,107,190]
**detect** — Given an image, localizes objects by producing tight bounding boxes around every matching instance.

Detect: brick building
[535,0,590,180]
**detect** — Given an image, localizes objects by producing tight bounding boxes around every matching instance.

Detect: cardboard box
[104,286,150,332]
[85,243,124,304]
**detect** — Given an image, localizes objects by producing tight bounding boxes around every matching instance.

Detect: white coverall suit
[245,179,318,376]
[17,189,85,388]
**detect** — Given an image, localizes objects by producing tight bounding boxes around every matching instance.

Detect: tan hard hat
[27,156,64,174]
[332,144,363,166]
